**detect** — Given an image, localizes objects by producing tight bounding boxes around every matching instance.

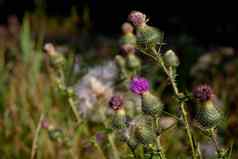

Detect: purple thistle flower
[130,76,149,95]
[193,84,213,102]
[109,95,124,111]
[128,11,146,27]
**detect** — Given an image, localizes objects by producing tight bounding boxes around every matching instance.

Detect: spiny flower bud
[195,100,221,129]
[126,53,141,72]
[128,11,161,49]
[136,25,161,49]
[128,11,146,27]
[115,55,126,68]
[129,76,149,95]
[121,22,134,35]
[109,95,124,111]
[193,85,221,129]
[112,109,127,129]
[164,50,179,67]
[109,96,127,129]
[115,55,128,83]
[141,91,163,117]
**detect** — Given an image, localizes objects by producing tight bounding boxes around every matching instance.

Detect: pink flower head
[109,95,124,111]
[130,76,149,95]
[193,84,213,102]
[128,11,146,27]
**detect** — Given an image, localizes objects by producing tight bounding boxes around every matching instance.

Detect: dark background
[0,0,237,47]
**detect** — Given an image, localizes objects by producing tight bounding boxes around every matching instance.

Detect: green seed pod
[164,50,179,67]
[136,25,161,50]
[196,100,221,129]
[141,91,163,117]
[126,53,141,72]
[112,109,127,129]
[134,116,155,145]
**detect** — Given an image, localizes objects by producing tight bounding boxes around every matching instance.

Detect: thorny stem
[68,97,81,124]
[150,47,197,159]
[31,113,44,159]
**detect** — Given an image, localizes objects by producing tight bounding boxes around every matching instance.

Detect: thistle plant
[44,43,81,124]
[107,10,233,159]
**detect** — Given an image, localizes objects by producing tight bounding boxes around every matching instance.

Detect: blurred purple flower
[109,95,124,111]
[130,76,149,95]
[128,11,146,27]
[193,84,213,102]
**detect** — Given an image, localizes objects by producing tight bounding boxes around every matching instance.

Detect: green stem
[31,113,44,159]
[151,47,197,159]
[181,102,197,159]
[154,118,166,159]
[108,133,120,159]
[68,97,81,124]
[156,136,166,159]
[210,128,220,153]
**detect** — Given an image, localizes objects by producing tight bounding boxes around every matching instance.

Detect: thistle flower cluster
[108,11,227,159]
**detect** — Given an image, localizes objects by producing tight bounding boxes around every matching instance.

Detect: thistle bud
[109,96,127,129]
[128,11,161,49]
[112,109,127,129]
[44,43,65,70]
[164,50,179,67]
[195,100,221,129]
[141,91,163,117]
[136,25,161,49]
[119,23,136,46]
[193,85,221,129]
[122,22,134,34]
[126,53,141,72]
[134,116,155,145]
[115,55,128,81]
[115,55,126,68]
